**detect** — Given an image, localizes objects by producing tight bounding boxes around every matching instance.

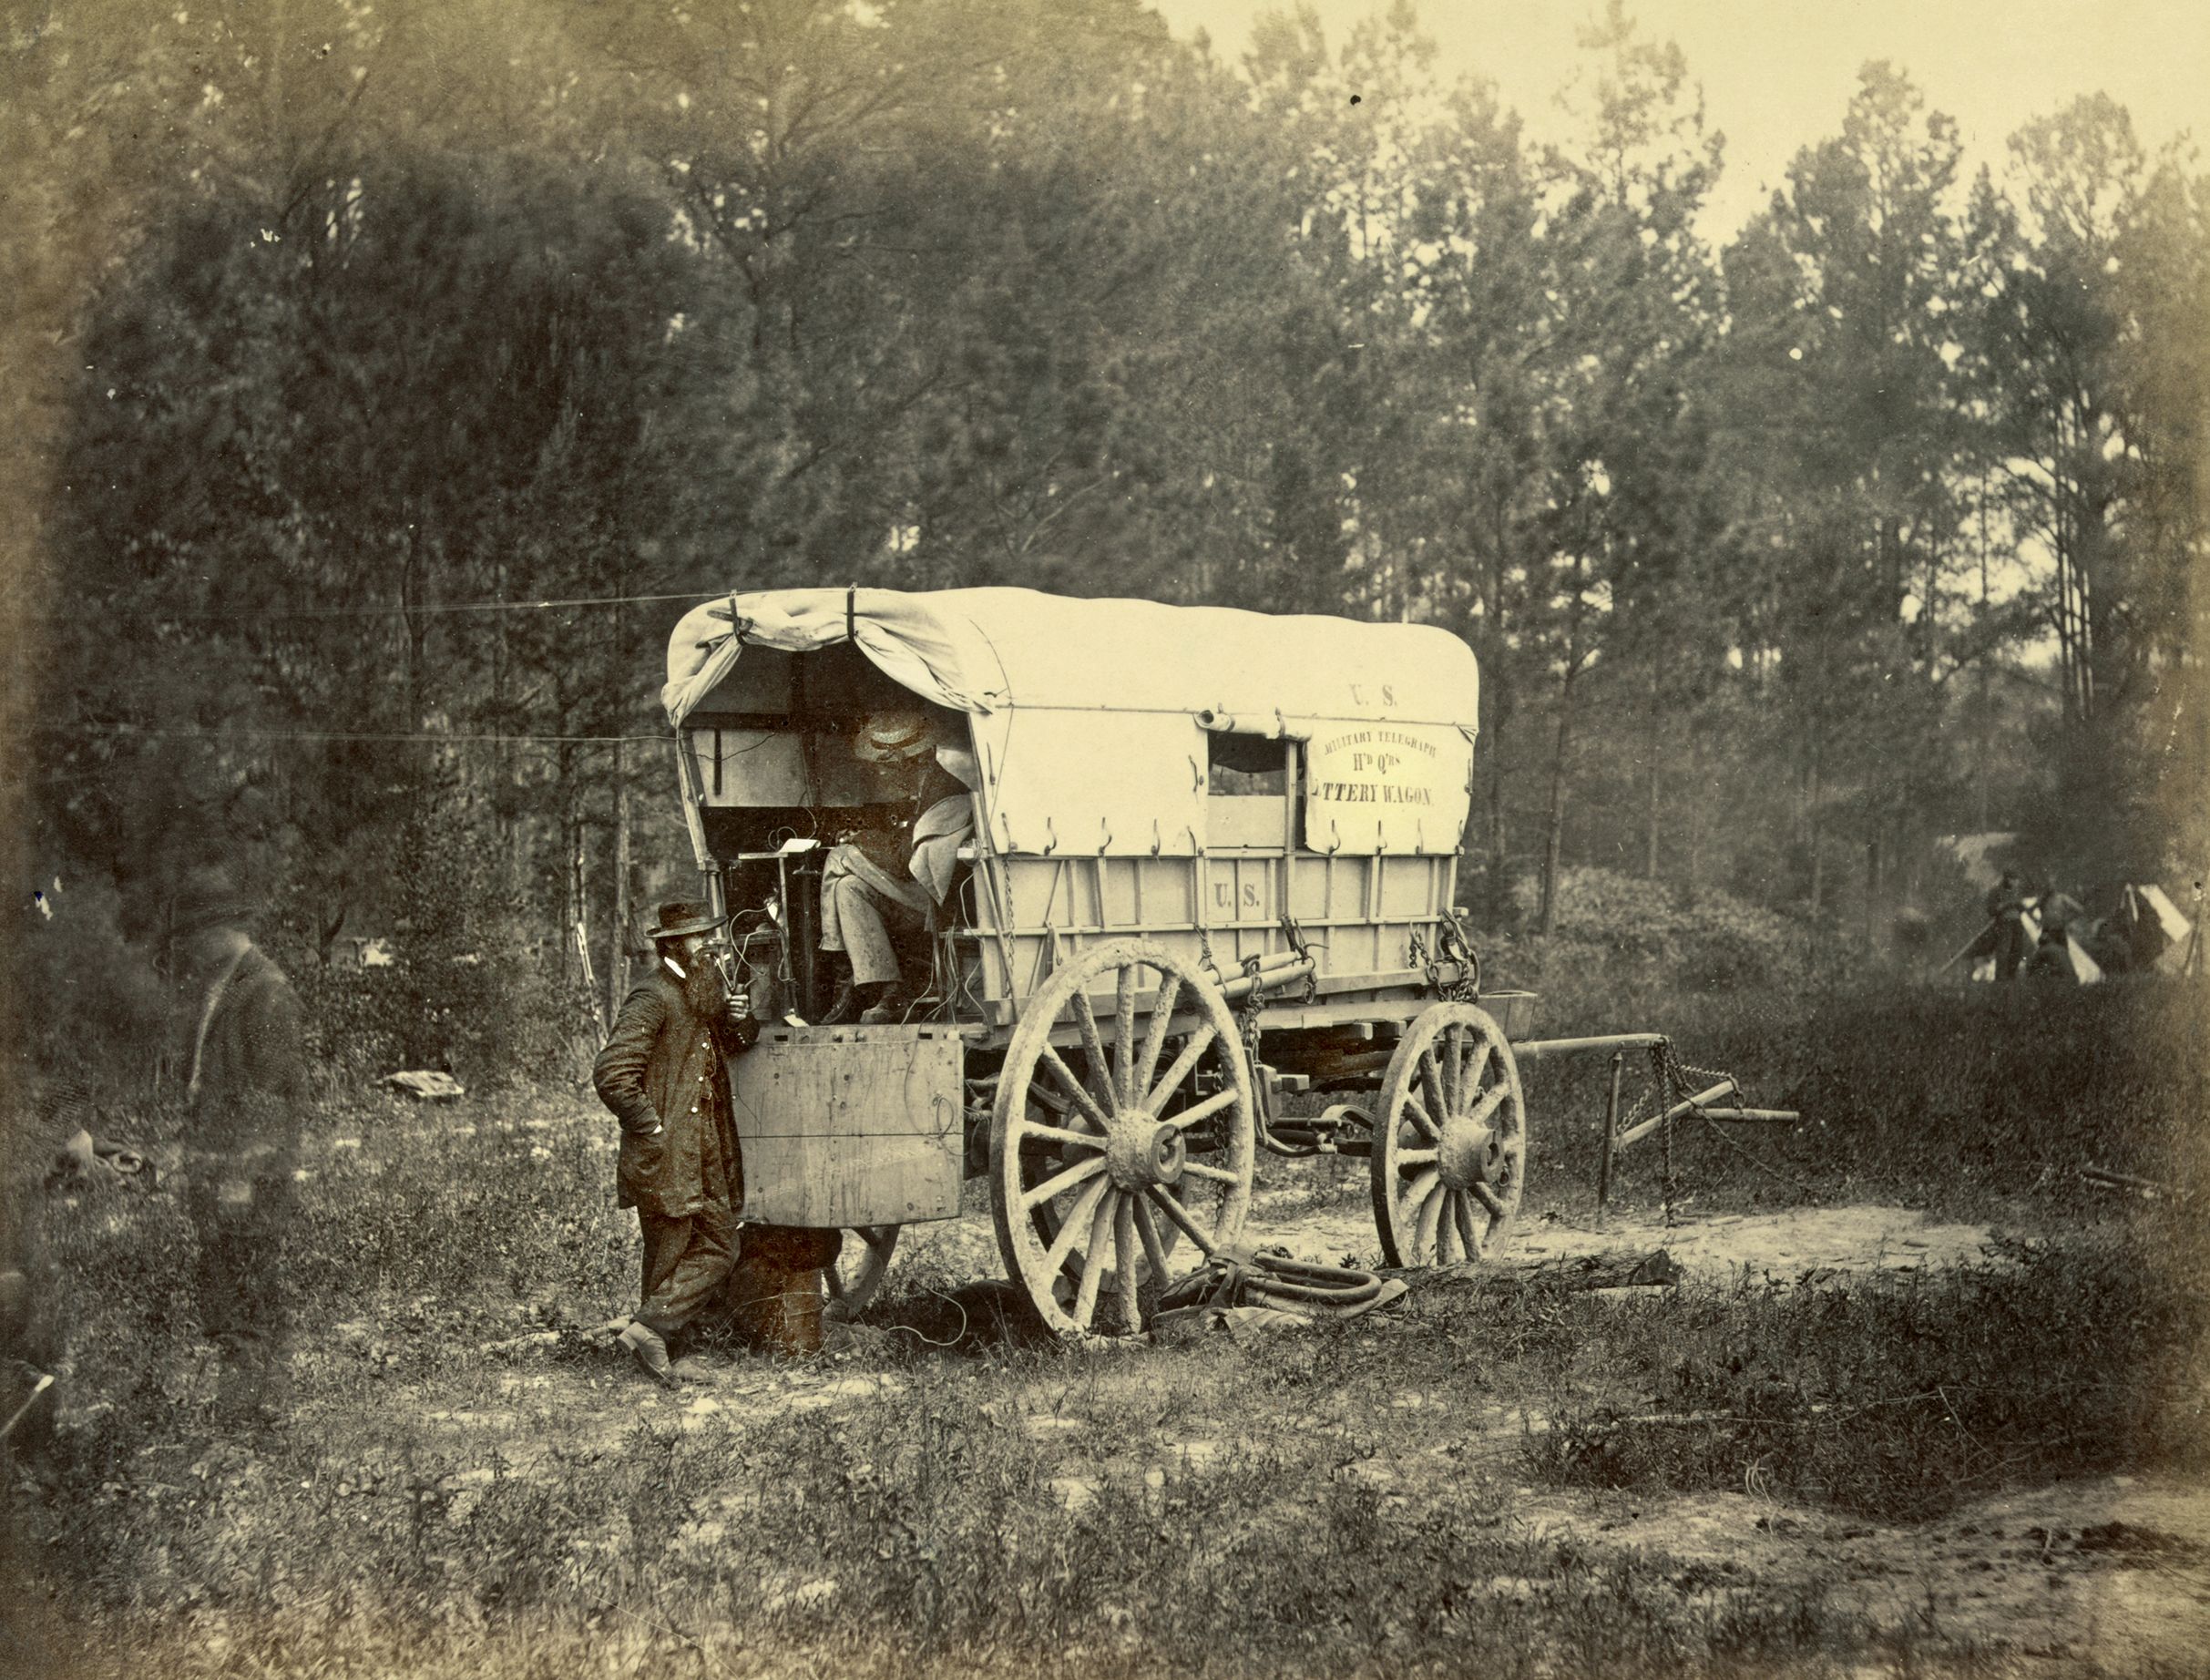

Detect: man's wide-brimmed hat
[169,866,254,938]
[851,710,936,763]
[645,900,724,942]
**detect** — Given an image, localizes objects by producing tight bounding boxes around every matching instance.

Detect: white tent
[2122,883,2196,974]
[662,587,1482,858]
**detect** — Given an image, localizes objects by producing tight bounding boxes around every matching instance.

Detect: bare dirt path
[1255,1195,2004,1279]
[882,1189,2004,1286]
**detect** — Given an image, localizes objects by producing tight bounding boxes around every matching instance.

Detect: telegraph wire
[19,725,677,747]
[12,589,718,624]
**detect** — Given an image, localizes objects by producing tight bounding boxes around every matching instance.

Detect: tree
[1715,63,1980,918]
[1522,0,1725,932]
[1970,96,2210,870]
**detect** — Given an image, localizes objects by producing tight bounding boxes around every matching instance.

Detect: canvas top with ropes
[662,585,1501,1041]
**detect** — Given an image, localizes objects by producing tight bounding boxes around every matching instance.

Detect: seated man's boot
[818,965,860,1024]
[854,983,897,1025]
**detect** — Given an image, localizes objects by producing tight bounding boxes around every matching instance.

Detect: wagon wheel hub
[1104,1111,1186,1190]
[1438,1115,1505,1189]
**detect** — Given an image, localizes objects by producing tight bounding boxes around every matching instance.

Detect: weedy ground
[5,979,2206,1678]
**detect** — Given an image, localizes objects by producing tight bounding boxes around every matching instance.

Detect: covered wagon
[658,586,1535,1334]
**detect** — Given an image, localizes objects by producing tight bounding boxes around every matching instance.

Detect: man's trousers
[635,1199,740,1339]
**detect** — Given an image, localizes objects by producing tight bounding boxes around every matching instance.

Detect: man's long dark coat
[592,967,758,1217]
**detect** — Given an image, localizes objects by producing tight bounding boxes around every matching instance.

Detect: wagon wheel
[1370,1003,1526,1268]
[991,938,1254,1337]
[824,1225,901,1323]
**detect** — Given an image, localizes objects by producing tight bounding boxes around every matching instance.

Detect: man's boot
[819,964,860,1024]
[858,984,902,1025]
[617,1319,675,1387]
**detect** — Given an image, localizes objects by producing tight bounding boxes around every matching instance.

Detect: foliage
[1504,865,1818,993]
[5,0,2205,1148]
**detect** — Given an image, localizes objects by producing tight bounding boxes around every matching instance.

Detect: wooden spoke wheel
[991,938,1253,1337]
[1370,1003,1526,1268]
[823,1224,900,1323]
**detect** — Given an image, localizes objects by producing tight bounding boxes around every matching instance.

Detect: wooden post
[1596,1049,1625,1220]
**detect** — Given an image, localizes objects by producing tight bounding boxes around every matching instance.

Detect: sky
[1146,0,2208,234]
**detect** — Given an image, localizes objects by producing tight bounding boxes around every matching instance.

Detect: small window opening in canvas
[1207,732,1286,796]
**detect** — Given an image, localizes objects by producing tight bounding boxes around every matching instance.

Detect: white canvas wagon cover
[663,586,1479,856]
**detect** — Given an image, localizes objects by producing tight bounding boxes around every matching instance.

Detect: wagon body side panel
[959,845,1464,1028]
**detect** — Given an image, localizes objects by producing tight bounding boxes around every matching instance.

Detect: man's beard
[680,958,727,1020]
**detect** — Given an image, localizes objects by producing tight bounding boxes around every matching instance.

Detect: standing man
[593,901,757,1384]
[171,866,309,1429]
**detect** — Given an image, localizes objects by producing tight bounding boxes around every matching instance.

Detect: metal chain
[1409,928,1435,996]
[1620,1038,1736,1225]
[1236,953,1274,1150]
[1435,908,1483,1002]
[1196,920,1221,983]
[1236,954,1267,1070]
[1648,1036,1817,1206]
[1416,913,1483,1004]
[1654,1041,1681,1225]
[1281,916,1321,1004]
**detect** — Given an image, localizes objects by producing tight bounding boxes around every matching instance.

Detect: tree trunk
[1683,721,1704,905]
[401,516,423,730]
[607,751,632,1026]
[1538,662,1580,938]
[561,753,584,980]
[570,810,606,1038]
[1864,835,1880,952]
[1642,661,1662,880]
[1805,743,1824,919]
[492,553,517,887]
[1989,481,2006,831]
[1485,745,1508,925]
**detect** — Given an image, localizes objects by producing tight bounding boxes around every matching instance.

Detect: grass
[1519,1227,2208,1520]
[15,1336,1866,1680]
[5,979,2207,1676]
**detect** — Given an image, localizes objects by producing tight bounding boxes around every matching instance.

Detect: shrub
[1526,1219,2210,1521]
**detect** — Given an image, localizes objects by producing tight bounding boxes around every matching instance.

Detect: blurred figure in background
[592,901,758,1384]
[2026,919,2075,981]
[170,866,308,1430]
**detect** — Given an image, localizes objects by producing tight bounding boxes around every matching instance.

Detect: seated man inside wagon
[818,709,977,1024]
